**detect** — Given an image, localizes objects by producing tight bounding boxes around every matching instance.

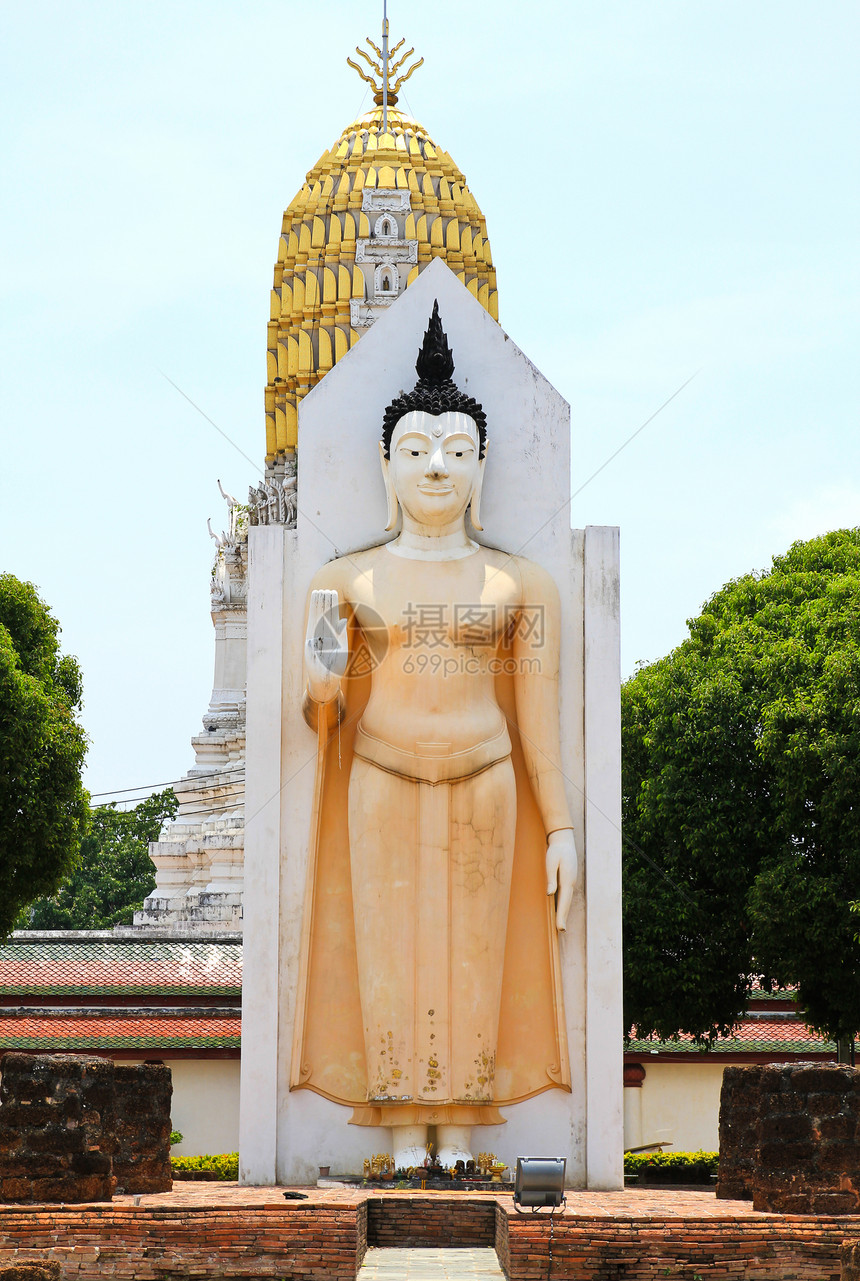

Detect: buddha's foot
[391,1123,428,1170]
[436,1124,472,1166]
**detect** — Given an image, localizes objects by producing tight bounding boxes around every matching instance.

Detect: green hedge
[624,1150,718,1179]
[170,1153,239,1181]
[169,1149,718,1184]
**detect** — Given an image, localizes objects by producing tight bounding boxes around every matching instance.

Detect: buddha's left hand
[546,829,578,931]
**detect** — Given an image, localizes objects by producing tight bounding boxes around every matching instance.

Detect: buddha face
[387,410,483,529]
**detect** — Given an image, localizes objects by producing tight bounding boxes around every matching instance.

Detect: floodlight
[514,1157,567,1213]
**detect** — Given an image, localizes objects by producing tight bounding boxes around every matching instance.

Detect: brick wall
[753,1063,860,1214]
[112,1065,172,1195]
[0,1266,61,1281]
[0,1054,115,1204]
[499,1206,860,1281]
[1,1194,858,1281]
[716,1064,764,1200]
[0,1204,364,1281]
[356,1200,368,1270]
[0,1054,172,1202]
[494,1202,510,1276]
[366,1197,496,1248]
[717,1062,860,1214]
[843,1239,860,1281]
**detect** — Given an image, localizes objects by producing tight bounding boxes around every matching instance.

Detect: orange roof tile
[0,1012,240,1051]
[0,939,242,996]
[628,1015,833,1056]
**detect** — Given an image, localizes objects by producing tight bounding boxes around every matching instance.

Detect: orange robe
[290,630,570,1124]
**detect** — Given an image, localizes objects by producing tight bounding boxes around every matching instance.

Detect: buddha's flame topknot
[415,300,455,385]
[381,301,487,458]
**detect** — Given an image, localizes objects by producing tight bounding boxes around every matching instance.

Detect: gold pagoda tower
[264,37,498,475]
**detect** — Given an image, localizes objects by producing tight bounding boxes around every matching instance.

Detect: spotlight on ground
[514,1157,567,1213]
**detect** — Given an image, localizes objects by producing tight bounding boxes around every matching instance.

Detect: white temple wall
[240,523,287,1183]
[165,1059,241,1157]
[629,1062,725,1154]
[152,1055,728,1165]
[113,1057,240,1157]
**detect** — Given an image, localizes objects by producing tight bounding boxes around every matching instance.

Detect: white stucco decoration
[362,188,411,213]
[356,239,418,265]
[373,212,399,239]
[373,262,400,297]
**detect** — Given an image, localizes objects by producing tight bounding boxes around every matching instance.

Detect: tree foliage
[0,574,89,939]
[23,789,177,930]
[623,529,860,1045]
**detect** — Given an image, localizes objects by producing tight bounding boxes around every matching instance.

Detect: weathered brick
[791,1065,854,1092]
[842,1239,860,1281]
[0,1265,62,1281]
[0,1190,854,1281]
[112,1064,172,1194]
[716,1065,764,1199]
[718,1061,860,1214]
[819,1115,859,1143]
[0,1054,170,1204]
[758,1113,813,1142]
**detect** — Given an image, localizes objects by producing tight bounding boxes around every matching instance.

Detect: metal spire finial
[346,9,424,118]
[382,0,389,132]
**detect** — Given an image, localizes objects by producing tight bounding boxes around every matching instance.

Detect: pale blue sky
[1,1,858,798]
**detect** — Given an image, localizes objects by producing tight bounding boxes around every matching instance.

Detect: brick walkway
[359,1247,504,1280]
[113,1183,744,1216]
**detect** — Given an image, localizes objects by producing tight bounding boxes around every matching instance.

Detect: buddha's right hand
[305,589,348,703]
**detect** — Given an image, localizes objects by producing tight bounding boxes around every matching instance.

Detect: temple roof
[0,1009,240,1052]
[265,104,498,465]
[0,937,242,998]
[626,1014,835,1059]
[0,935,835,1062]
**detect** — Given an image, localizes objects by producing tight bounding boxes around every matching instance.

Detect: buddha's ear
[379,441,399,532]
[469,456,487,532]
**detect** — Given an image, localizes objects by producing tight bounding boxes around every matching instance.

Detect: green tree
[23,789,177,930]
[0,574,89,939]
[623,529,860,1046]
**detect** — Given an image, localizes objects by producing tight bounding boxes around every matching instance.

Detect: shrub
[624,1150,718,1181]
[170,1153,239,1181]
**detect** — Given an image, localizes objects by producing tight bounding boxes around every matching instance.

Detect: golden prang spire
[263,18,497,471]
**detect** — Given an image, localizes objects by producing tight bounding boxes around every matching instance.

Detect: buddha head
[380,302,487,532]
